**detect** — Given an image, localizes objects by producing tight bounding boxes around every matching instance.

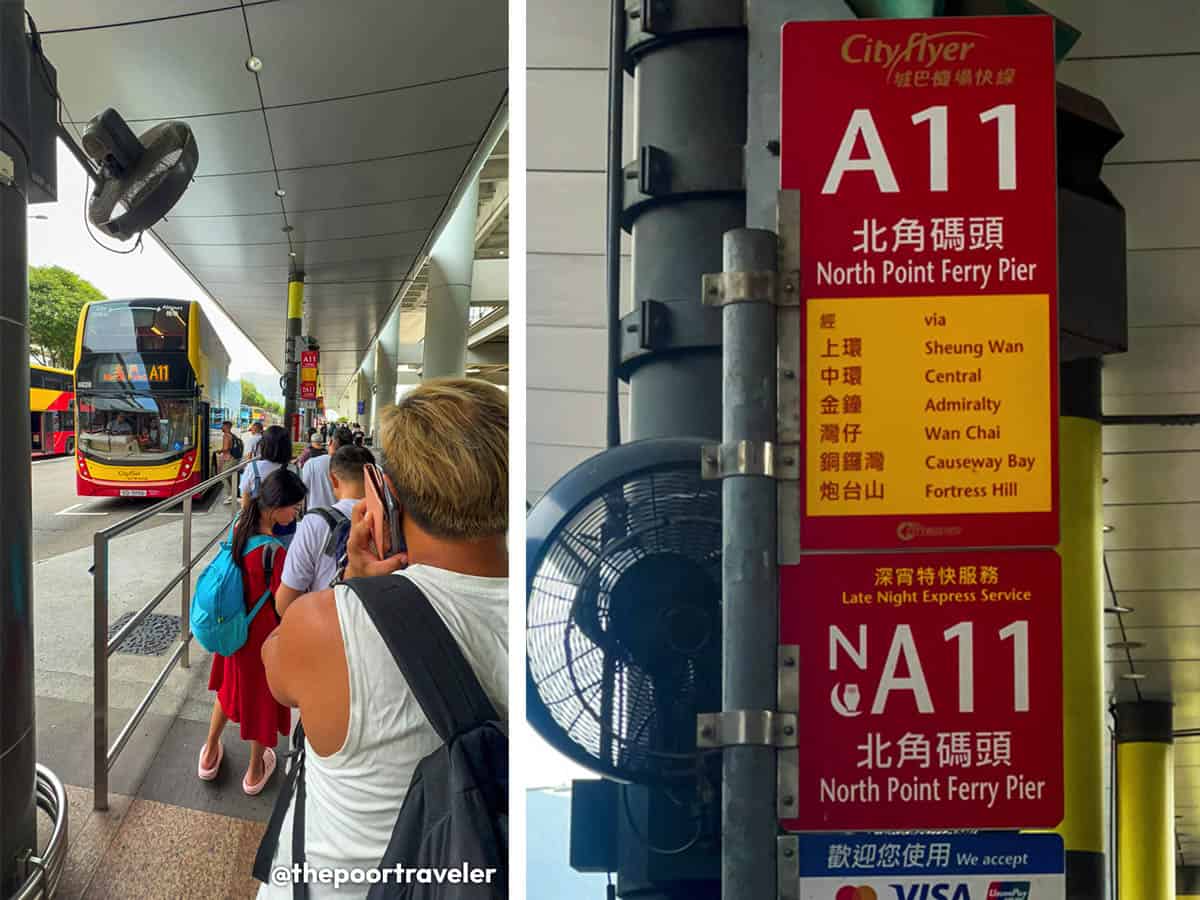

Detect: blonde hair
[378,378,508,539]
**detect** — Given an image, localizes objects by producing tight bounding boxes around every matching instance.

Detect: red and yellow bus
[73,299,237,499]
[31,364,75,457]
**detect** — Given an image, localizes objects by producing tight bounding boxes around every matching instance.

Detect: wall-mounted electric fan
[526,437,722,785]
[81,108,198,240]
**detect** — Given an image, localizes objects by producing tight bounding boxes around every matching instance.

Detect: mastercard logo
[836,888,878,900]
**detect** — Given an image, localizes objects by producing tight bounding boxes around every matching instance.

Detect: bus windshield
[82,303,189,354]
[76,395,195,461]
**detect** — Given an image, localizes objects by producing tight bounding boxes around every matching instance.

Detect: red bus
[31,364,75,457]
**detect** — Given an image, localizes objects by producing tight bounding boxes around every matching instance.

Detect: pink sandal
[198,742,223,781]
[243,747,276,796]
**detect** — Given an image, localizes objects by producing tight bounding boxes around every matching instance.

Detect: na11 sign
[779,551,1062,831]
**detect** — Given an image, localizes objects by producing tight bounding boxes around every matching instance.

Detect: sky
[27,140,281,397]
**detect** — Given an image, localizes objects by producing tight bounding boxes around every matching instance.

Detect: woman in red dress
[198,468,307,794]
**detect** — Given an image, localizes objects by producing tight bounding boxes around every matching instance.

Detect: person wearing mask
[219,420,237,505]
[244,421,264,460]
[199,468,306,795]
[296,433,327,469]
[258,379,508,896]
[275,445,375,612]
[300,426,352,511]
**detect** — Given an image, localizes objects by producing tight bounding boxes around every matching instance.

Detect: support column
[626,28,745,442]
[1057,358,1106,899]
[0,1,37,892]
[283,272,304,438]
[373,314,399,418]
[355,371,371,433]
[1116,701,1175,899]
[422,179,478,380]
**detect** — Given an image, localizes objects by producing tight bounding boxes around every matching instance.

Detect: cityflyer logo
[987,884,1031,900]
[836,888,877,900]
[840,31,985,76]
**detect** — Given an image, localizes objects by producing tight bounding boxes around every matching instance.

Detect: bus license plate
[119,489,148,497]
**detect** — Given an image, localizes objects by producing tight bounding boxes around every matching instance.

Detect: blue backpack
[190,526,282,657]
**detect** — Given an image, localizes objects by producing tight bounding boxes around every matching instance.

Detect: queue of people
[192,378,509,897]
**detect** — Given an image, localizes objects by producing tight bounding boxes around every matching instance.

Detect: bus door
[31,412,45,452]
[198,402,211,480]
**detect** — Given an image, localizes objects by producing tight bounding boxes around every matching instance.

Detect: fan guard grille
[528,462,721,783]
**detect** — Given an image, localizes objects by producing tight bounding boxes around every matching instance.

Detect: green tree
[241,379,267,408]
[29,266,105,368]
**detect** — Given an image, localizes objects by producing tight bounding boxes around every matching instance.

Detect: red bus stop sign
[781,16,1059,551]
[780,550,1062,831]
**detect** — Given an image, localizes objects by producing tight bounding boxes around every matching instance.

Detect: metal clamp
[778,645,799,714]
[696,710,798,748]
[701,270,799,307]
[778,836,800,900]
[701,440,799,480]
[778,747,799,819]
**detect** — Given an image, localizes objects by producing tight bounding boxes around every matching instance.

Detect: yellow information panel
[805,294,1052,517]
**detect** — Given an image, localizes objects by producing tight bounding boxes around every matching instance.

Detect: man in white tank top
[259,379,508,898]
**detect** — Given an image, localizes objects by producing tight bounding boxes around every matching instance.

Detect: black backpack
[253,576,508,899]
[304,507,351,586]
[230,433,244,460]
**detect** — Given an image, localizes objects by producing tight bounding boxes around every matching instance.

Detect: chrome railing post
[93,531,109,812]
[181,492,192,669]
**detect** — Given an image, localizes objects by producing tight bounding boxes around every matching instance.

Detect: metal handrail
[93,457,254,811]
[11,765,69,900]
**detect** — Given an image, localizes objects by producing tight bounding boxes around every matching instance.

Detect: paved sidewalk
[32,510,282,899]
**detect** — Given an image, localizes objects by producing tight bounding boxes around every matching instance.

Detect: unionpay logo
[987,884,1031,900]
[837,888,877,900]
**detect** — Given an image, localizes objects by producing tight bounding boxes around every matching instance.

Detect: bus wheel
[66,438,74,454]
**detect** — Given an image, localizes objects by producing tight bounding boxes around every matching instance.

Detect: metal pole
[721,228,778,900]
[283,271,304,433]
[604,0,625,449]
[625,16,746,441]
[93,532,109,812]
[180,493,192,668]
[0,2,38,890]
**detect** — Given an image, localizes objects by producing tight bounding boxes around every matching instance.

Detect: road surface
[31,455,226,562]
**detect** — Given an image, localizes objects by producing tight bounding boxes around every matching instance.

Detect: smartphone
[363,464,405,561]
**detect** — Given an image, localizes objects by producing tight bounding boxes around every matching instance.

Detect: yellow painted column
[283,272,304,440]
[1117,701,1175,900]
[1057,359,1106,897]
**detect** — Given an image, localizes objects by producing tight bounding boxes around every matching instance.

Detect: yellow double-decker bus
[73,299,237,498]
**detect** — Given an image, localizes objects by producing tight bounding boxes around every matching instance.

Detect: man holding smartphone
[274,445,376,615]
[258,379,507,898]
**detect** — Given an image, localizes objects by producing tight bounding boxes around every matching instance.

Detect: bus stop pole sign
[779,551,1062,831]
[777,15,1063,835]
[780,15,1059,551]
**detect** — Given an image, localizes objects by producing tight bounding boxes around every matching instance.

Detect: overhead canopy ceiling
[30,0,507,404]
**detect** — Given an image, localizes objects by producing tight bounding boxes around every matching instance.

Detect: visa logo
[987,884,1031,900]
[889,887,971,900]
